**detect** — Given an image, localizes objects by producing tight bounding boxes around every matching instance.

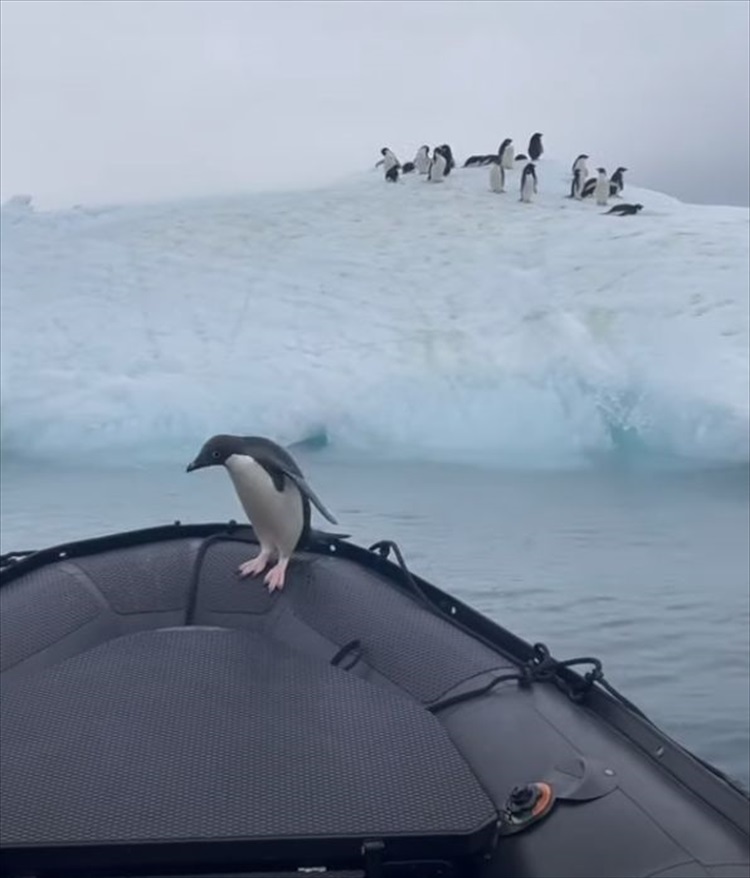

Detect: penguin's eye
[212,451,220,459]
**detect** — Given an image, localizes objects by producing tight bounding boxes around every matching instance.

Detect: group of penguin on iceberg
[377,133,643,216]
[379,143,458,184]
[567,154,640,214]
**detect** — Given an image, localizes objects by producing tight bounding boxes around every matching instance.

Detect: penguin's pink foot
[264,558,289,593]
[237,552,271,578]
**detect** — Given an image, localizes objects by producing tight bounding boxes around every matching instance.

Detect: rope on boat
[427,643,605,713]
[367,538,646,718]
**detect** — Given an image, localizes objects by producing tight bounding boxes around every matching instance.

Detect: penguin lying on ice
[187,435,338,592]
[464,154,496,167]
[604,202,643,216]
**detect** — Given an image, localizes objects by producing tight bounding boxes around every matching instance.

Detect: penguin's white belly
[225,455,304,556]
[415,150,430,174]
[489,163,504,192]
[521,177,534,201]
[502,148,514,170]
[428,157,446,182]
[594,180,609,205]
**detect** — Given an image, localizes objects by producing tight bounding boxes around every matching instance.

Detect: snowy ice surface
[1,160,748,468]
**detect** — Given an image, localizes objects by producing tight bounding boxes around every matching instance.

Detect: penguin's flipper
[281,469,339,525]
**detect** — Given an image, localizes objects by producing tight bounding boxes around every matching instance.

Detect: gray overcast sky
[1,0,748,209]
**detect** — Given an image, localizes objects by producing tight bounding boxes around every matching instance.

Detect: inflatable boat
[1,522,748,878]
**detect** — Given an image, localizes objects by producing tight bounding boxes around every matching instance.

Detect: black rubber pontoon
[1,523,748,878]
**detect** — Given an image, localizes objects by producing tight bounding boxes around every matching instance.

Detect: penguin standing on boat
[520,162,537,203]
[187,435,338,592]
[414,145,431,174]
[593,167,609,206]
[528,133,544,161]
[489,157,505,193]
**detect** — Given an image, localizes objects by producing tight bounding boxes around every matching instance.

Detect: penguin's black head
[616,166,627,172]
[580,154,589,159]
[597,167,606,174]
[187,434,245,472]
[380,148,388,156]
[634,203,643,211]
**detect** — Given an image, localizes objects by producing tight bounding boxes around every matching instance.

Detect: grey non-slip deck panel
[0,627,496,847]
[193,541,515,704]
[2,537,512,706]
[0,565,101,672]
[71,539,198,614]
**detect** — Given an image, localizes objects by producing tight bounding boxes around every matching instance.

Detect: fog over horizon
[1,0,748,210]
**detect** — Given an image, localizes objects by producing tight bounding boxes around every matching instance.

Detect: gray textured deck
[0,626,495,847]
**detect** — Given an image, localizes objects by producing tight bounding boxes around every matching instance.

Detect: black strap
[361,840,384,878]
[331,639,363,671]
[368,540,435,610]
[429,643,606,714]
